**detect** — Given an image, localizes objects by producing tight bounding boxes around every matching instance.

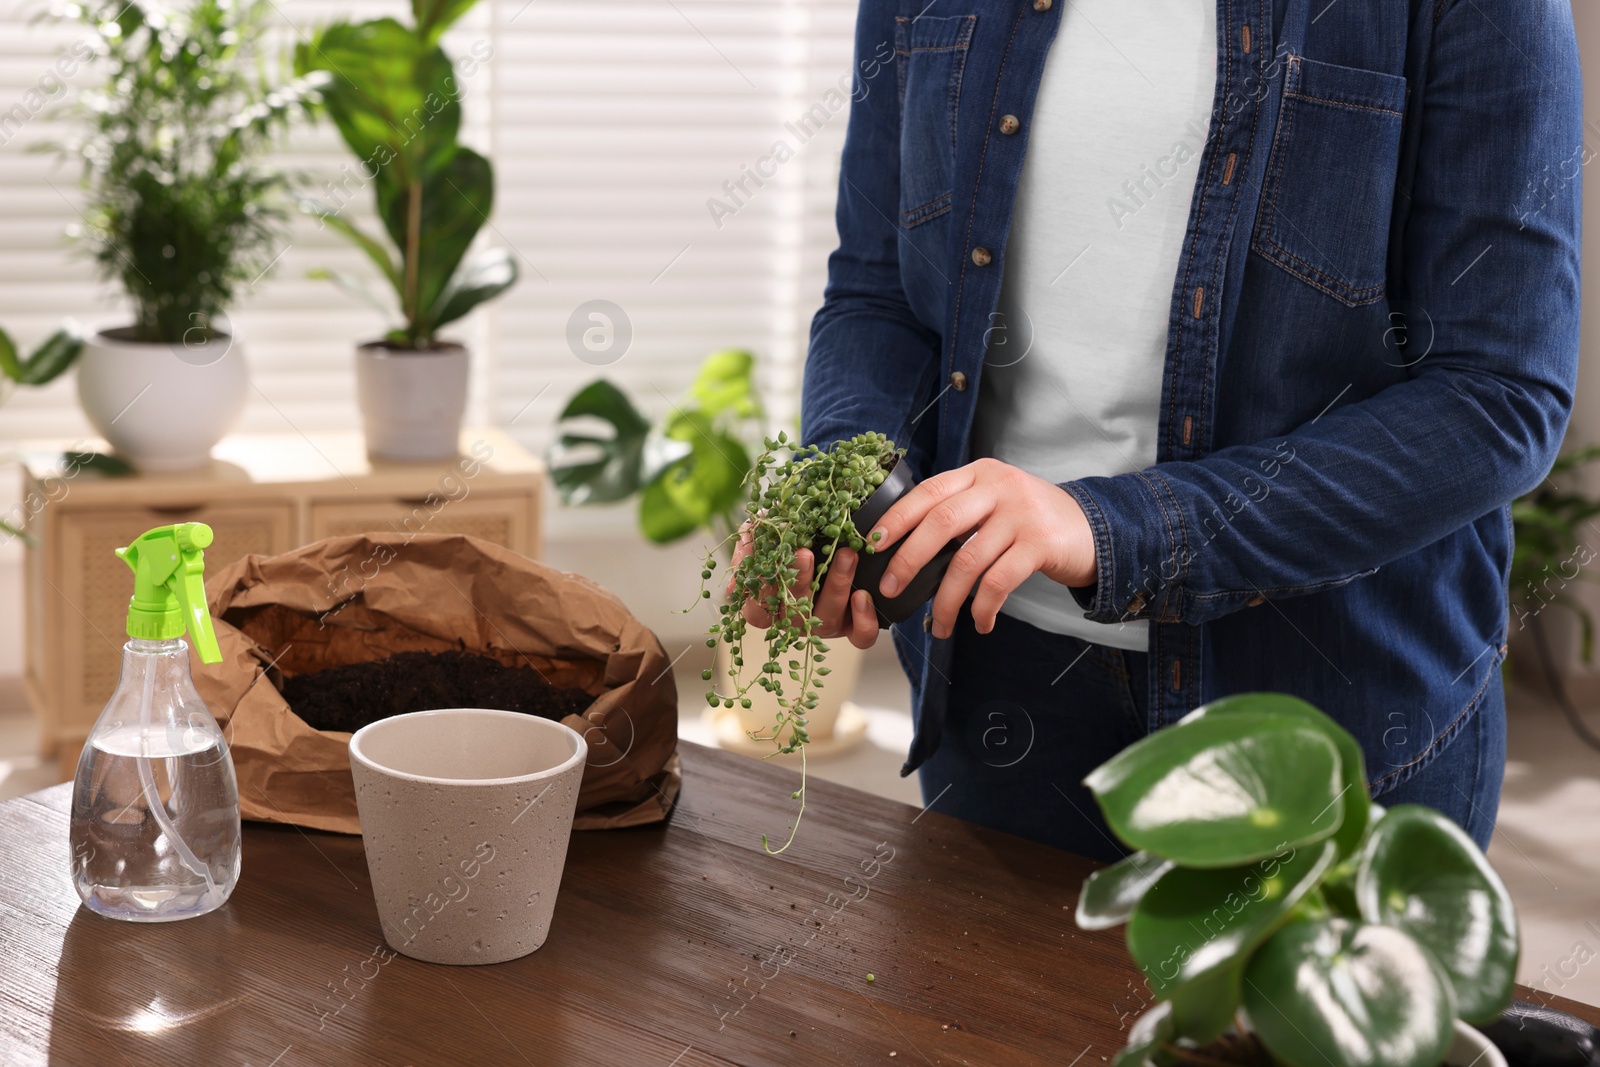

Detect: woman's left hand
[868,458,1098,639]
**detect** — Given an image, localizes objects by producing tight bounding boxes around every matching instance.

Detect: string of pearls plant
[698,431,901,853]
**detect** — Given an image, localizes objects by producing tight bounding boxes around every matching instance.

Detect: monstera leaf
[549,380,654,505]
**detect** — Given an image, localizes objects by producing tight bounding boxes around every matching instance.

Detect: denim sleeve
[1065,0,1582,627]
[800,0,942,475]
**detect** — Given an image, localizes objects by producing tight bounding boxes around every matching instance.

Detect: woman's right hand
[726,523,881,649]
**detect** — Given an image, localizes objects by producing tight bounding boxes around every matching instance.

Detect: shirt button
[1246,594,1266,607]
[971,246,992,266]
[999,114,1020,135]
[1032,0,1052,10]
[949,371,968,391]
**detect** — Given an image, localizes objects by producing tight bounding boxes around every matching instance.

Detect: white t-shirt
[972,0,1217,652]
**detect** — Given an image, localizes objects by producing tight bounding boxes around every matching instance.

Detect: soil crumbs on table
[282,650,594,733]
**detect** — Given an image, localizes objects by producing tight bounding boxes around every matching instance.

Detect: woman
[765,0,1581,859]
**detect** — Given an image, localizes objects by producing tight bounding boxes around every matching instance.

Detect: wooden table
[3,743,1595,1066]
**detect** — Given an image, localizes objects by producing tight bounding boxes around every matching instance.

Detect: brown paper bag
[193,533,680,834]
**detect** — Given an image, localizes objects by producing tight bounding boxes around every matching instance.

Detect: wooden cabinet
[19,429,544,775]
[309,494,534,550]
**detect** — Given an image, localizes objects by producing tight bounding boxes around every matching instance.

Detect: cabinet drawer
[309,494,533,555]
[55,503,293,736]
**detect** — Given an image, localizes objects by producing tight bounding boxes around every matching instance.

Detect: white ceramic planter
[1446,1021,1506,1067]
[355,343,469,462]
[76,325,248,471]
[709,626,866,756]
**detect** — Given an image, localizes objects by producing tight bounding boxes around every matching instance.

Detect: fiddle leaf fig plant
[294,0,517,349]
[697,430,899,853]
[1080,693,1517,1067]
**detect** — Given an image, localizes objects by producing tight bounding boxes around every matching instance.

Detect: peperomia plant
[699,430,900,852]
[1078,693,1517,1067]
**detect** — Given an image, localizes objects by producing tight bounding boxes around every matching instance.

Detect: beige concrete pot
[348,709,587,965]
[355,342,469,461]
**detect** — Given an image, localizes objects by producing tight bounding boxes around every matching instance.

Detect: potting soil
[281,650,594,734]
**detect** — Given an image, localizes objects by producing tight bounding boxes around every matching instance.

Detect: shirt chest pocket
[1251,56,1407,306]
[895,13,977,228]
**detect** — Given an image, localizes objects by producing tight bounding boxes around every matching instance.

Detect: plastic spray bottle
[69,522,242,921]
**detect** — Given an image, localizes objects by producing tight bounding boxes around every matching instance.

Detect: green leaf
[639,477,703,543]
[1076,851,1172,931]
[0,329,20,383]
[688,348,761,419]
[1129,839,1336,999]
[1085,712,1344,867]
[378,145,492,337]
[1113,999,1174,1067]
[1180,693,1371,860]
[1355,804,1518,1023]
[64,451,133,477]
[427,245,518,331]
[1243,919,1455,1067]
[300,199,402,290]
[307,268,398,318]
[641,413,749,544]
[1165,958,1244,1046]
[548,380,651,505]
[638,433,695,484]
[295,19,460,181]
[19,329,84,386]
[413,0,478,45]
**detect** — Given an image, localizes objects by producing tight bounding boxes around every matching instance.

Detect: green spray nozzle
[114,522,221,663]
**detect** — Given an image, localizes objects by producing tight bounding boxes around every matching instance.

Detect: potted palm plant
[548,351,872,770]
[59,0,316,470]
[295,0,517,462]
[1078,692,1517,1067]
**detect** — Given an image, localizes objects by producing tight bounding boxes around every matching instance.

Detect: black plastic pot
[840,457,961,626]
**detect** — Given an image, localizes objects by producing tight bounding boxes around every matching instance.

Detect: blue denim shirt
[800,0,1582,793]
